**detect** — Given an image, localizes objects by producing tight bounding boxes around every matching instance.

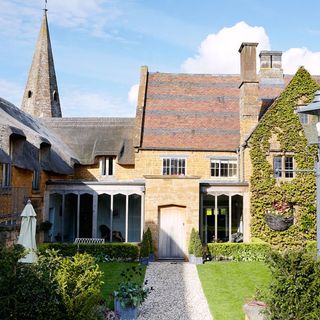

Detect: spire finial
[44,0,48,12]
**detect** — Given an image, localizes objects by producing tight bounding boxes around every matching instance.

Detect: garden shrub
[264,250,320,319]
[55,253,103,320]
[193,231,203,257]
[207,243,272,262]
[0,245,66,320]
[145,227,154,253]
[188,228,196,254]
[38,242,139,261]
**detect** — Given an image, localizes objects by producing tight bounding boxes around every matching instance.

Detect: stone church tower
[21,10,62,118]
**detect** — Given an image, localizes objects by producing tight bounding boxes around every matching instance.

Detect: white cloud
[182,21,270,74]
[128,84,139,106]
[61,89,134,117]
[0,0,122,40]
[0,79,23,106]
[283,48,320,75]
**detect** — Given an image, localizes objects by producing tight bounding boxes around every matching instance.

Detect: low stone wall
[0,225,19,247]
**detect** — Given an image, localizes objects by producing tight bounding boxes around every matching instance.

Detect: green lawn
[99,262,146,309]
[197,261,270,320]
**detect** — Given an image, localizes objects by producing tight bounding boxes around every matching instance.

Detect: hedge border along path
[138,262,212,320]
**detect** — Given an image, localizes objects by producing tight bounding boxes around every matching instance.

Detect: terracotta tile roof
[141,72,284,151]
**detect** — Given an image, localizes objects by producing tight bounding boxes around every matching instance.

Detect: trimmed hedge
[207,243,272,262]
[38,243,139,261]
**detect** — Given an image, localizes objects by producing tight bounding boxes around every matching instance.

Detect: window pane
[32,170,39,190]
[178,159,185,175]
[285,156,293,178]
[211,161,220,177]
[274,156,282,177]
[229,162,237,177]
[100,157,106,175]
[2,163,11,187]
[220,162,228,177]
[171,159,178,175]
[108,157,114,176]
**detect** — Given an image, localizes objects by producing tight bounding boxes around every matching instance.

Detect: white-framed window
[273,155,294,178]
[32,169,40,190]
[100,156,115,176]
[2,163,11,187]
[210,159,237,178]
[162,158,186,176]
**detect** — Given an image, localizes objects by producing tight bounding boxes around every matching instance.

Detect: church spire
[21,9,62,118]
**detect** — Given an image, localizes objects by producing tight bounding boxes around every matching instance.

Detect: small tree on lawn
[188,228,196,255]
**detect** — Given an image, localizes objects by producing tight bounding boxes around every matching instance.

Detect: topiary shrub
[263,250,320,319]
[145,227,154,254]
[140,232,150,258]
[188,228,196,255]
[38,242,139,261]
[193,231,203,258]
[207,243,272,262]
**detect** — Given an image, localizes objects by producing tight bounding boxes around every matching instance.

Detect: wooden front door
[159,206,185,259]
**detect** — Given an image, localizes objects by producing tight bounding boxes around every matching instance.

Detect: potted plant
[193,231,204,265]
[188,228,196,263]
[146,228,154,262]
[139,232,150,265]
[114,266,152,320]
[39,220,52,232]
[265,201,294,231]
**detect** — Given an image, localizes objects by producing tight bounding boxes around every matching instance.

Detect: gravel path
[138,262,213,320]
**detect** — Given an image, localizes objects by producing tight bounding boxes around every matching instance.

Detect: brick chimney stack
[239,42,258,85]
[238,42,259,144]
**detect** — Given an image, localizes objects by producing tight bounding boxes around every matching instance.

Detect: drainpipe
[236,147,241,182]
[239,144,246,182]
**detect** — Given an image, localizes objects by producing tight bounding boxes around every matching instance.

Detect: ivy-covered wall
[249,67,320,249]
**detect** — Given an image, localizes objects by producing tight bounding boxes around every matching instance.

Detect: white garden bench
[74,238,105,244]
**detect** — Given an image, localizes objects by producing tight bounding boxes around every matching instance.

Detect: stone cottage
[0,11,318,257]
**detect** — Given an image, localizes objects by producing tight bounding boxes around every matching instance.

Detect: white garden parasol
[17,200,37,263]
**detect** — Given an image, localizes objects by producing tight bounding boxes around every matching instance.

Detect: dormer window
[100,156,115,176]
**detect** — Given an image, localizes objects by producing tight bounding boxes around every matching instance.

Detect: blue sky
[1,0,320,117]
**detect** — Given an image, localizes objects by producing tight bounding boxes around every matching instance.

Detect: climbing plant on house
[249,67,320,249]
